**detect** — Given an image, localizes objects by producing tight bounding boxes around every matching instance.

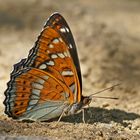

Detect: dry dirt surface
[0,0,140,139]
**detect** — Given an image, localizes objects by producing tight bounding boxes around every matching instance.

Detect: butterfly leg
[57,109,65,123]
[87,104,92,118]
[57,104,71,123]
[51,109,66,128]
[82,108,85,123]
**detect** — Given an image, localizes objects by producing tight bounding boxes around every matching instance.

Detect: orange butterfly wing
[4,13,82,121]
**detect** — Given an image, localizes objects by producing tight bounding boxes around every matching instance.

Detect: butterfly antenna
[91,96,119,100]
[89,83,121,100]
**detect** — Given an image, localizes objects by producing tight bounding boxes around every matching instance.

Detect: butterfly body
[4,13,91,121]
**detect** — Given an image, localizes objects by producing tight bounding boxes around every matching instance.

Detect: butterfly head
[67,96,92,115]
[81,96,92,107]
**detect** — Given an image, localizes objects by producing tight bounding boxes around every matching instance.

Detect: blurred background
[0,0,140,138]
[1,0,140,109]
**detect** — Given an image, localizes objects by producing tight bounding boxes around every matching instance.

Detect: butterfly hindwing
[4,67,73,120]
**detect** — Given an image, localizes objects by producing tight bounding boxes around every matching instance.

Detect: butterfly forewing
[46,13,82,89]
[4,13,82,121]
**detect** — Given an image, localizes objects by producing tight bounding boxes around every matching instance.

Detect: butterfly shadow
[60,107,140,127]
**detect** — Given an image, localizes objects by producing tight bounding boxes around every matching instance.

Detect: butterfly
[3,12,92,121]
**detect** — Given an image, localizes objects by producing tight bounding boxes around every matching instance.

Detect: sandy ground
[0,0,140,139]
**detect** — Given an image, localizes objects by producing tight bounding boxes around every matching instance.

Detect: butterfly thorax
[67,96,92,115]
